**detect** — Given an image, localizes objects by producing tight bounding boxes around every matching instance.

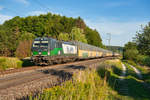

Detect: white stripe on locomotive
[62,44,77,54]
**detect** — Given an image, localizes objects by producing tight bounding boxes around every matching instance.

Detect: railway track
[0,57,117,100]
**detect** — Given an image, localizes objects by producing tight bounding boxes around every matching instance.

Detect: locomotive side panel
[78,50,88,58]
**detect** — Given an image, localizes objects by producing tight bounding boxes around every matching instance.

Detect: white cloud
[27,11,47,16]
[0,14,13,24]
[15,0,29,5]
[85,18,147,46]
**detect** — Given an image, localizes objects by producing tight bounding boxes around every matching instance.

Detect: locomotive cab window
[33,40,48,48]
[33,41,40,47]
[40,41,48,47]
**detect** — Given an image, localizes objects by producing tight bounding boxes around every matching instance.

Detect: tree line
[0,12,104,58]
[123,22,150,66]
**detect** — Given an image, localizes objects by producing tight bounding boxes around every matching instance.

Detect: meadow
[29,59,139,100]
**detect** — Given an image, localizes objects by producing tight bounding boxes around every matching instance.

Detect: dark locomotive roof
[74,41,113,53]
[33,37,113,53]
[34,37,48,41]
[62,41,76,46]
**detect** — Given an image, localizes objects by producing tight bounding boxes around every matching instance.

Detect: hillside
[0,12,104,57]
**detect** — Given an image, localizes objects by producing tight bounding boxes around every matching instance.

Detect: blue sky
[0,0,150,46]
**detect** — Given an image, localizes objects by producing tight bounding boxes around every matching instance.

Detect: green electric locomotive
[31,37,77,65]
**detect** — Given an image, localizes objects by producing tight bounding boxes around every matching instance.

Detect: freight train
[31,37,119,65]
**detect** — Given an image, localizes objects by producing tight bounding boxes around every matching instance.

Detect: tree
[122,22,150,67]
[19,31,36,41]
[15,32,35,58]
[75,17,86,29]
[135,22,150,56]
[58,33,70,41]
[123,42,139,61]
[71,27,87,43]
[0,28,10,56]
[15,40,33,59]
[84,27,104,48]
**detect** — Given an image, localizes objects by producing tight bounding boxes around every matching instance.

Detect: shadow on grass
[112,65,122,76]
[97,66,150,100]
[126,77,150,100]
[142,72,150,85]
[125,65,141,80]
[65,65,86,70]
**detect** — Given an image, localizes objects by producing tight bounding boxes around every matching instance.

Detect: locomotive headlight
[39,52,41,55]
[48,52,50,55]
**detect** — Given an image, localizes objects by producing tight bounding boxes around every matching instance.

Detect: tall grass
[30,60,130,100]
[105,59,123,76]
[30,60,150,100]
[123,62,139,79]
[0,57,22,70]
[120,61,150,100]
[30,69,110,100]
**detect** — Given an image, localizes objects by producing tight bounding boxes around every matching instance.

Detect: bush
[123,49,139,61]
[124,54,150,67]
[136,55,150,67]
[0,57,23,70]
[15,40,33,59]
[143,56,150,66]
[136,55,145,64]
[0,58,7,70]
[123,42,138,61]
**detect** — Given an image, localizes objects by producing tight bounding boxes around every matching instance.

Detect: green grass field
[30,59,145,100]
[125,61,150,87]
[121,61,150,100]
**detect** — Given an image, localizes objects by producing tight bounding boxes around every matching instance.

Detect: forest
[0,12,104,58]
